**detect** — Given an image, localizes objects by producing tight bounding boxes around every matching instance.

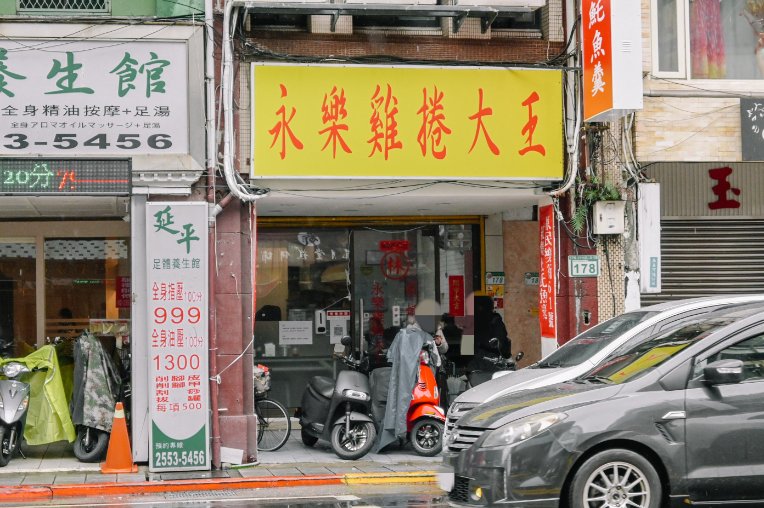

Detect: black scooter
[298,336,377,460]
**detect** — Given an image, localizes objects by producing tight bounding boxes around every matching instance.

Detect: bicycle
[254,364,291,452]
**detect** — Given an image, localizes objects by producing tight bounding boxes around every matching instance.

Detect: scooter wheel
[0,424,18,467]
[301,428,318,447]
[330,421,376,460]
[411,418,444,456]
[73,426,109,463]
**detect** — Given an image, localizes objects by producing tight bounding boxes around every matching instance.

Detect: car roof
[641,294,764,312]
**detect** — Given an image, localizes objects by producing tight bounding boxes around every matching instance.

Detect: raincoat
[373,324,439,453]
[0,345,76,445]
[70,332,121,433]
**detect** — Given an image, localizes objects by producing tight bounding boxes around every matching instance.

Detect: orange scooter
[406,344,446,456]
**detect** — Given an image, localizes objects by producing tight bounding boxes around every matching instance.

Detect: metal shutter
[641,219,764,305]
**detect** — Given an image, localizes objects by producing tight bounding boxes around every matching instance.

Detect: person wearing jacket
[467,295,511,374]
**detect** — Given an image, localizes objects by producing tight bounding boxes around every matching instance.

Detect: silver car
[445,295,764,440]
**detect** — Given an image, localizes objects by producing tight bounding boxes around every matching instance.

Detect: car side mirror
[704,359,744,385]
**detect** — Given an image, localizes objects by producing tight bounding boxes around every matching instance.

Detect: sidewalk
[0,430,442,503]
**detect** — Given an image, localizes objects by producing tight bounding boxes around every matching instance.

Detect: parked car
[441,302,764,508]
[445,295,764,440]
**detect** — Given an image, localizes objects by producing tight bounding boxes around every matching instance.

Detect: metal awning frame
[242,2,537,34]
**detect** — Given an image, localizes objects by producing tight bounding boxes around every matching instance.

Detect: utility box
[593,200,625,235]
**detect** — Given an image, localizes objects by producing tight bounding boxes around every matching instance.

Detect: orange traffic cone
[101,402,138,473]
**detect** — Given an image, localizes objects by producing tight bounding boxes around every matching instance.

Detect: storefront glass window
[44,238,130,349]
[0,240,36,356]
[256,224,478,408]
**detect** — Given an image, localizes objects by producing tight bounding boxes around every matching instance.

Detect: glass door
[352,227,438,368]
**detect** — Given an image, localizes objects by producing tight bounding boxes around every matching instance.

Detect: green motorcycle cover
[0,345,76,445]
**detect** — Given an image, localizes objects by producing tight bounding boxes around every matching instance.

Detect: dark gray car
[441,302,764,508]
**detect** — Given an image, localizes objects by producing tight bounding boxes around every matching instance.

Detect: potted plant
[571,176,622,235]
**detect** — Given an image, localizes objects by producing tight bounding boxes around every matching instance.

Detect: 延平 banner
[146,202,209,472]
[251,64,563,180]
[538,205,557,341]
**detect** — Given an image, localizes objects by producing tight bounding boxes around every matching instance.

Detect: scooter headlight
[17,396,28,412]
[343,389,369,401]
[2,363,28,379]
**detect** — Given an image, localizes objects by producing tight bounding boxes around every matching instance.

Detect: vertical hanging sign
[448,275,465,317]
[146,202,209,472]
[538,205,557,341]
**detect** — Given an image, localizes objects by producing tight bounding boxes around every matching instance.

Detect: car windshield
[531,311,656,368]
[577,304,764,385]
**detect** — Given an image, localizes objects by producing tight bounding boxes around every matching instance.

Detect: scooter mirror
[2,362,29,379]
[340,335,352,346]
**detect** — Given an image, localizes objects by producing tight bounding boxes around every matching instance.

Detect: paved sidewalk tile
[21,474,55,485]
[354,465,394,473]
[265,467,301,476]
[0,475,25,486]
[295,466,334,475]
[86,473,116,483]
[117,473,147,483]
[237,468,275,477]
[53,474,87,484]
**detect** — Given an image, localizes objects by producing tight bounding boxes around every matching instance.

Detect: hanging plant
[571,176,622,235]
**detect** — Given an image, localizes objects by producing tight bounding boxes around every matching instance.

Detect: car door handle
[661,411,686,420]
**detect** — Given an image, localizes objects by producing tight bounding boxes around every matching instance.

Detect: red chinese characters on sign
[319,86,352,158]
[708,166,741,210]
[417,86,451,159]
[538,205,557,340]
[468,88,499,156]
[448,275,465,317]
[116,276,131,308]
[368,84,403,160]
[379,239,410,280]
[268,84,303,160]
[519,92,546,156]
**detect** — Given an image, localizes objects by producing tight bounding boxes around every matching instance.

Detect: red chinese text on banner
[581,0,613,121]
[538,205,557,340]
[116,276,131,308]
[448,275,465,317]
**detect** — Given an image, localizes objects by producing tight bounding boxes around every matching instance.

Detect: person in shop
[467,295,511,374]
[434,312,462,409]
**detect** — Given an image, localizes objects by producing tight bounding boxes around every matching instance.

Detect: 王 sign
[146,202,209,472]
[251,64,563,180]
[580,0,642,122]
[0,39,189,155]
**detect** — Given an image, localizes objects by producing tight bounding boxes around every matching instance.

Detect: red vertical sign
[539,205,557,340]
[116,276,131,308]
[448,275,465,317]
[581,0,614,121]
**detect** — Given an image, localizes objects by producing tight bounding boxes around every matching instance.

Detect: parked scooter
[465,338,524,389]
[298,336,377,460]
[405,342,446,456]
[70,331,122,462]
[0,362,30,466]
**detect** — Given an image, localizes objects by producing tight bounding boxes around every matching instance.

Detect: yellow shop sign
[251,64,563,180]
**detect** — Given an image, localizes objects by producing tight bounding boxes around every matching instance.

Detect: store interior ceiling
[0,179,554,218]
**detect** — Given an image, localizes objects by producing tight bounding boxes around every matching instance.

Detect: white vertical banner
[146,202,209,471]
[638,183,662,293]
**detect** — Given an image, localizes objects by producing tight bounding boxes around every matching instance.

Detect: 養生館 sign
[251,64,563,180]
[0,39,189,155]
[146,202,209,472]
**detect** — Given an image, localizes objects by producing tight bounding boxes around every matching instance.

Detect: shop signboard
[0,39,189,156]
[251,64,563,180]
[0,159,130,195]
[538,205,557,341]
[740,98,764,161]
[146,202,209,472]
[568,255,600,277]
[449,275,465,316]
[485,272,505,310]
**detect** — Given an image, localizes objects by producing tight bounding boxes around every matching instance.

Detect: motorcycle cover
[0,345,76,445]
[373,325,438,453]
[70,332,120,433]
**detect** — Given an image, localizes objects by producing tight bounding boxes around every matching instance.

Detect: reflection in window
[0,241,36,356]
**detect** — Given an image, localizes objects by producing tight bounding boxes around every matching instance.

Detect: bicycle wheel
[256,398,291,452]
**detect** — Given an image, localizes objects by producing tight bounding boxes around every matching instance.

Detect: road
[0,483,449,508]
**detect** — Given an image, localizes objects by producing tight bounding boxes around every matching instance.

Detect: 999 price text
[3,133,173,150]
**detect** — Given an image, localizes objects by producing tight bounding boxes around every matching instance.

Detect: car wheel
[569,449,662,508]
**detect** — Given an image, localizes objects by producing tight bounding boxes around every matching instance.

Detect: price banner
[146,202,209,472]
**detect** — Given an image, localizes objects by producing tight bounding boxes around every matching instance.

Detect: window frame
[650,0,687,79]
[16,0,110,15]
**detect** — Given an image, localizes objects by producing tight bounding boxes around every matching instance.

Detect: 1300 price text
[3,133,173,150]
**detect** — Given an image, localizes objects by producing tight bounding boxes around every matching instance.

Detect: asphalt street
[0,483,449,508]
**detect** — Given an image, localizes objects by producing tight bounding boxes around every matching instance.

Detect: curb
[0,471,437,502]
